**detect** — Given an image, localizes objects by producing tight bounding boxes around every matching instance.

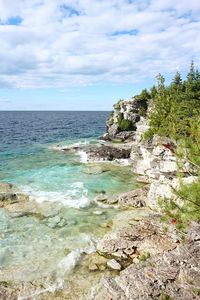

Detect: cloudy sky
[0,0,200,110]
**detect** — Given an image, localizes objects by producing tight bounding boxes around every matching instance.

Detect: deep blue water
[0,111,110,152]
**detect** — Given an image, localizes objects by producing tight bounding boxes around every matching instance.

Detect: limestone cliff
[103,97,196,209]
[93,97,199,300]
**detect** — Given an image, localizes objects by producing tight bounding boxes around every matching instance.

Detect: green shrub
[117,113,135,131]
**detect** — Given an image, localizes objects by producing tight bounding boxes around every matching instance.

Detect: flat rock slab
[107,259,121,271]
[93,222,200,300]
[97,218,177,259]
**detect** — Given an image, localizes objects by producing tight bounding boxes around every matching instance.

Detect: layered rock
[93,222,200,300]
[94,187,148,208]
[97,217,177,260]
[91,96,199,300]
[100,97,147,142]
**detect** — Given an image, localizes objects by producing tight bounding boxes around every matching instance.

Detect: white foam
[21,182,91,209]
[49,140,90,152]
[78,150,88,163]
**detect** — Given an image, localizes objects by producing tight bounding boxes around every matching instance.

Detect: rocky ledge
[93,221,200,300]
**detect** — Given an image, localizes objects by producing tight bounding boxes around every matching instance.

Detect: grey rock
[107,259,121,271]
[86,144,131,161]
[118,187,148,208]
[93,222,200,300]
[97,218,177,260]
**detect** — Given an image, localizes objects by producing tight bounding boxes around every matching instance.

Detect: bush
[117,113,135,131]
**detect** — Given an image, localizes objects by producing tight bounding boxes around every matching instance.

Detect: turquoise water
[0,112,139,296]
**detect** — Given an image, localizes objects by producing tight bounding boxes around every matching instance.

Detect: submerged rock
[47,216,68,228]
[94,193,118,206]
[82,165,106,175]
[0,182,29,208]
[83,252,108,272]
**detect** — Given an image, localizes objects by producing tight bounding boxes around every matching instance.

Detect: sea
[0,111,139,299]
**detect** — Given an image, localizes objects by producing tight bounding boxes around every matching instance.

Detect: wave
[21,182,91,209]
[49,140,90,152]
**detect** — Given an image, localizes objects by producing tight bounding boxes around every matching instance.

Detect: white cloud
[0,0,199,88]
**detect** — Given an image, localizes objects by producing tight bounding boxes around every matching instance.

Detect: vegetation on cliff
[143,62,200,226]
[145,61,200,140]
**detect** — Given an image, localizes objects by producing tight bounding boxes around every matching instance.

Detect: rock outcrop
[86,144,132,161]
[100,97,147,142]
[91,96,199,300]
[97,217,177,260]
[93,222,200,300]
[118,186,148,208]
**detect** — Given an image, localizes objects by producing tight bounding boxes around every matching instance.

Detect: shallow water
[0,111,139,298]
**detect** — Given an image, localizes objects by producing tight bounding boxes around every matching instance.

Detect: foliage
[145,62,200,140]
[160,293,174,300]
[139,252,150,262]
[114,99,123,110]
[134,88,151,116]
[117,112,135,131]
[145,62,200,228]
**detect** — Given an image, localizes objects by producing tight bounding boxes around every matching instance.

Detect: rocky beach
[0,97,199,300]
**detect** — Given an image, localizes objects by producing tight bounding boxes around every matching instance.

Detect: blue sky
[0,0,200,110]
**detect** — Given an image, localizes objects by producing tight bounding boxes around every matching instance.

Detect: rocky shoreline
[0,97,199,299]
[88,98,199,299]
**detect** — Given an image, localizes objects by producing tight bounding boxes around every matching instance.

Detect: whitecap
[20,182,91,209]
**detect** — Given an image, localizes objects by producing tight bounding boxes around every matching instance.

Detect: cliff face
[103,97,196,209]
[101,97,148,141]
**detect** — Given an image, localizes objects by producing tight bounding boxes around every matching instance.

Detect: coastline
[0,102,199,300]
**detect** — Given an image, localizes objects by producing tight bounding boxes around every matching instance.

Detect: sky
[0,0,200,110]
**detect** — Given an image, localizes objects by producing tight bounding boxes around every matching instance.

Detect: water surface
[0,111,138,298]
